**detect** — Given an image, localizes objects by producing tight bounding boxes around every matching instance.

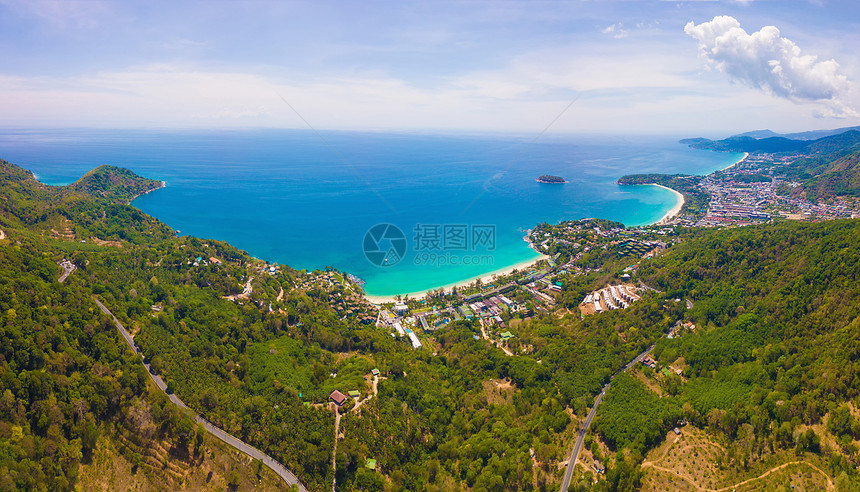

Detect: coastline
[129,180,166,205]
[653,184,685,226]
[364,252,549,304]
[650,151,746,226]
[722,152,749,171]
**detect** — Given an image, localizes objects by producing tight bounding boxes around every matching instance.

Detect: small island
[536,174,567,184]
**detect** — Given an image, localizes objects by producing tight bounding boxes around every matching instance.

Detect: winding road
[58,259,76,283]
[93,297,307,492]
[559,344,655,492]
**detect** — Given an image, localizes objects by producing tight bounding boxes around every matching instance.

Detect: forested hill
[681,129,860,154]
[0,160,298,490]
[67,165,163,204]
[630,220,860,484]
[7,155,860,490]
[0,159,174,244]
[680,135,809,153]
[0,160,162,205]
[574,219,860,490]
[772,132,860,201]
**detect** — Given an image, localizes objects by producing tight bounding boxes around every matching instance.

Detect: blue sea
[0,129,741,297]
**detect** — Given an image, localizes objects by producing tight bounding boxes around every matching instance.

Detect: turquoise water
[0,129,741,297]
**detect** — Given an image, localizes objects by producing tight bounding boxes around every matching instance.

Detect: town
[669,152,860,227]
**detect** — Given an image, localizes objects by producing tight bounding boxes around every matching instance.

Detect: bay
[0,129,741,297]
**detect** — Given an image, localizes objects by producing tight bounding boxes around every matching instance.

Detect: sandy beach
[650,152,747,226]
[653,184,685,225]
[364,253,549,304]
[722,152,749,171]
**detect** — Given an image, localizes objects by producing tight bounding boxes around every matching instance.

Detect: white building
[393,302,409,315]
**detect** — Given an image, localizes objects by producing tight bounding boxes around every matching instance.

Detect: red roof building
[330,390,347,406]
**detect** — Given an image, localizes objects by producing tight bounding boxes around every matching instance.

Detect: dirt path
[332,374,383,490]
[224,276,254,300]
[714,461,833,492]
[633,369,663,396]
[276,287,284,302]
[352,375,382,413]
[641,432,680,466]
[331,408,341,492]
[0,229,5,240]
[645,464,704,490]
[478,317,515,356]
[642,459,834,492]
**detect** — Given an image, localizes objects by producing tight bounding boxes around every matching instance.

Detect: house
[330,390,347,406]
[593,460,605,474]
[209,256,222,266]
[371,368,380,377]
[348,390,361,398]
[674,427,681,435]
[500,331,514,341]
[365,458,377,471]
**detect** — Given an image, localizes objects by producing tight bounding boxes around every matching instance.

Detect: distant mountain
[804,130,860,155]
[731,126,860,141]
[679,135,810,153]
[681,130,860,155]
[734,129,781,139]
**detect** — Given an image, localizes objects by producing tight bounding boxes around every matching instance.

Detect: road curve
[93,296,308,492]
[559,344,655,491]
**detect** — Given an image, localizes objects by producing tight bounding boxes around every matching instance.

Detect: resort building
[393,302,409,315]
[405,328,423,349]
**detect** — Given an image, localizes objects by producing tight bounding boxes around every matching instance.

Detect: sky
[1,0,859,136]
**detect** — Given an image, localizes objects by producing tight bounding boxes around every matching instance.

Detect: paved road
[58,260,76,283]
[93,297,307,492]
[559,344,655,492]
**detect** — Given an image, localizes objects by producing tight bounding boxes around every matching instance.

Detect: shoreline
[364,251,549,304]
[129,181,166,205]
[722,152,749,171]
[652,184,685,226]
[647,152,747,226]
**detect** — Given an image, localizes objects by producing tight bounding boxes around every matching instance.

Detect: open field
[640,426,833,491]
[76,422,288,491]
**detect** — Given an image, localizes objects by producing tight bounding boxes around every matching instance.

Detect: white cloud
[601,23,628,39]
[685,15,857,117]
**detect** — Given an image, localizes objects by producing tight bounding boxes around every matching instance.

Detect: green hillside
[5,156,860,490]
